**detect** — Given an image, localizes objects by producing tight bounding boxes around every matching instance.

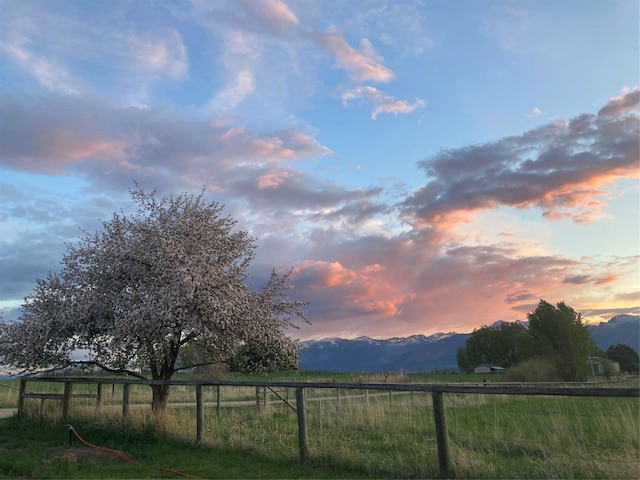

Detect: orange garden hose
[66,425,200,478]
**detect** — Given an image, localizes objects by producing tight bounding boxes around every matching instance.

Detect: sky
[0,0,638,341]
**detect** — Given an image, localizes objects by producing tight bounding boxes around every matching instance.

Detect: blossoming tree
[0,187,307,412]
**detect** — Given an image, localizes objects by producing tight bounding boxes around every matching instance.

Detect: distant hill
[299,314,639,372]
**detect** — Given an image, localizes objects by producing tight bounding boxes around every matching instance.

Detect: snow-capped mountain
[299,331,470,372]
[588,314,639,351]
[298,315,639,372]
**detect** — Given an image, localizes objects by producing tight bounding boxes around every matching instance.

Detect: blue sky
[0,0,638,340]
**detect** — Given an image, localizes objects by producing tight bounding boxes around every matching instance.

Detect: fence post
[196,385,204,444]
[17,378,26,416]
[295,388,308,463]
[255,386,261,412]
[62,381,73,422]
[432,391,451,477]
[216,385,221,416]
[122,383,130,419]
[96,383,103,410]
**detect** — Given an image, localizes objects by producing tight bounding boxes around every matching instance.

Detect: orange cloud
[594,275,618,285]
[292,260,411,321]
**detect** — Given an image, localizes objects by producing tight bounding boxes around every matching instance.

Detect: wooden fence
[17,376,640,477]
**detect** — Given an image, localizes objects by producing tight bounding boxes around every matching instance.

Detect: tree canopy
[461,321,532,371]
[527,300,592,381]
[605,344,639,374]
[0,187,307,411]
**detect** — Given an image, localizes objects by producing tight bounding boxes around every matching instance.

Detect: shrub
[503,355,563,382]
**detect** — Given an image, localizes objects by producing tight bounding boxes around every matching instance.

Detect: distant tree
[527,300,592,381]
[456,346,472,373]
[605,344,639,374]
[229,333,300,373]
[0,187,307,412]
[463,321,532,369]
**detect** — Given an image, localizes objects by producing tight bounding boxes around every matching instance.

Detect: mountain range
[298,314,639,372]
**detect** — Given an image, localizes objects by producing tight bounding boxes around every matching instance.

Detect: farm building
[588,357,620,377]
[473,364,505,374]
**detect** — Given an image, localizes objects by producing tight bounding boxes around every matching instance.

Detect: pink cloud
[257,170,291,189]
[3,126,128,174]
[292,260,411,323]
[250,138,296,159]
[342,86,425,119]
[313,27,394,83]
[594,275,618,285]
[253,0,299,27]
[204,0,298,38]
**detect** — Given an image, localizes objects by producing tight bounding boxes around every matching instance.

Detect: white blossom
[0,186,307,411]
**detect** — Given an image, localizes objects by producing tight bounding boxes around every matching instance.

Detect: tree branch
[68,360,148,381]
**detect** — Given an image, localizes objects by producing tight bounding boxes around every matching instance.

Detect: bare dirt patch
[40,446,118,469]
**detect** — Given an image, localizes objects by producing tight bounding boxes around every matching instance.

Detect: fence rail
[17,376,640,477]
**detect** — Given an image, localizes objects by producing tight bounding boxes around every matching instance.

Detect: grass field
[0,372,638,478]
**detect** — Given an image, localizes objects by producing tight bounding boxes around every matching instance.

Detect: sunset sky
[1,0,638,341]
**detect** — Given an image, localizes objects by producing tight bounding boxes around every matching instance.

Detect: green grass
[0,414,369,479]
[2,391,638,478]
[1,373,638,478]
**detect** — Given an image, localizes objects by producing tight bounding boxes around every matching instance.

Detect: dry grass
[7,375,640,478]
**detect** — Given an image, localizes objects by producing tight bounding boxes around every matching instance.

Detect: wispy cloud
[0,2,188,99]
[526,107,543,117]
[342,85,425,119]
[311,27,394,83]
[208,31,258,112]
[200,0,299,38]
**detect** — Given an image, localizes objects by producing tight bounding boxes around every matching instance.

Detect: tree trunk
[148,341,180,413]
[151,383,171,413]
